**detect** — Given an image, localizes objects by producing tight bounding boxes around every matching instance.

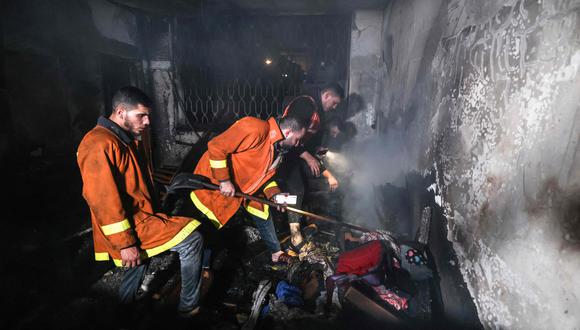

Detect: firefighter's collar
[97,116,134,145]
[267,117,284,144]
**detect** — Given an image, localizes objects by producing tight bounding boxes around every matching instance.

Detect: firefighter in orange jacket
[77,87,203,318]
[190,115,307,263]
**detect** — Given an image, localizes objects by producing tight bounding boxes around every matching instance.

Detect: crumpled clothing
[298,241,317,260]
[359,230,401,256]
[372,285,409,311]
[297,242,334,279]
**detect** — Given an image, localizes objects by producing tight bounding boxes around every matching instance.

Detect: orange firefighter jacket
[191,117,282,228]
[77,117,200,266]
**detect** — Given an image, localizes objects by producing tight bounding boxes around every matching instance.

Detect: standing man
[277,82,344,258]
[190,115,307,264]
[77,86,204,319]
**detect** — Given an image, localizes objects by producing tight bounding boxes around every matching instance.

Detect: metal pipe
[196,180,372,232]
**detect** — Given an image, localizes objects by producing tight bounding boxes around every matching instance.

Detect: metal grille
[170,15,350,130]
[175,78,303,127]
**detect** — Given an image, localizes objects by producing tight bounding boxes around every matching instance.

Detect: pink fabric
[372,285,408,311]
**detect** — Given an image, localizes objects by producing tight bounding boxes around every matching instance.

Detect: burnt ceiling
[110,0,391,16]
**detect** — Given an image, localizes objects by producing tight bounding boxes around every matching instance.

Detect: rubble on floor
[35,202,437,330]
[12,173,444,330]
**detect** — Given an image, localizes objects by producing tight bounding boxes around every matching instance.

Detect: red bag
[336,240,384,276]
[326,241,391,309]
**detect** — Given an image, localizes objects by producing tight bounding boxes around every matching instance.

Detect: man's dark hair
[285,96,317,124]
[321,82,345,99]
[279,114,308,132]
[112,86,153,111]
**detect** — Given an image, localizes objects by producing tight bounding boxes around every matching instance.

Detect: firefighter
[277,82,344,258]
[77,87,204,319]
[189,114,308,264]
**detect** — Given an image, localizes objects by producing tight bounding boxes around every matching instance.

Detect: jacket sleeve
[262,180,281,199]
[294,145,306,156]
[78,139,137,250]
[206,119,266,182]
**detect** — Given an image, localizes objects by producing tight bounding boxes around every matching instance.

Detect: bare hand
[219,180,236,197]
[120,246,141,268]
[324,171,339,192]
[272,195,287,212]
[303,153,321,177]
[327,176,339,192]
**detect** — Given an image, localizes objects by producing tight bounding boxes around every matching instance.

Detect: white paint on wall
[377,0,580,328]
[87,0,137,46]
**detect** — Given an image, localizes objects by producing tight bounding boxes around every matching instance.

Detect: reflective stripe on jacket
[77,119,200,266]
[191,117,283,227]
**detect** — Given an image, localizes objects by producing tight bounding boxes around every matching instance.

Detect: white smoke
[324,129,417,229]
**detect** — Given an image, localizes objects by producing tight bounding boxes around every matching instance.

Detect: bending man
[277,82,344,258]
[190,115,307,264]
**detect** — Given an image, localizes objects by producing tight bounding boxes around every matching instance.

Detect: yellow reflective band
[143,220,201,258]
[264,181,278,190]
[209,159,227,169]
[95,252,110,261]
[95,253,122,267]
[97,255,135,267]
[190,191,223,229]
[245,204,270,220]
[101,219,131,236]
[97,220,202,267]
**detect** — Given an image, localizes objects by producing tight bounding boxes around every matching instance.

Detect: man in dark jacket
[277,82,344,258]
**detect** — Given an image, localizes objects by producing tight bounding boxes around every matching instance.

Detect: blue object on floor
[276,280,304,307]
[261,304,270,317]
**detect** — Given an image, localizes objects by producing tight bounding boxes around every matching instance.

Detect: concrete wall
[148,59,199,167]
[2,0,142,158]
[1,0,148,243]
[347,10,384,139]
[376,0,580,328]
[2,1,148,321]
[141,21,201,168]
[87,0,138,46]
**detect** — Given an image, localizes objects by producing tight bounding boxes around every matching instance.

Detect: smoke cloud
[325,129,417,230]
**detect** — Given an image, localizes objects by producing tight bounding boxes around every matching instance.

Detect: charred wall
[1,1,148,326]
[376,0,580,328]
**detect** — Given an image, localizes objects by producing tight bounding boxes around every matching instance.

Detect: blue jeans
[250,213,281,254]
[119,230,204,313]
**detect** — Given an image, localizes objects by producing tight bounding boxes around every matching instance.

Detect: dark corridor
[3,0,579,329]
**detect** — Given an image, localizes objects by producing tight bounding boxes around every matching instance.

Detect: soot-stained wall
[377,0,580,328]
[2,0,146,244]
